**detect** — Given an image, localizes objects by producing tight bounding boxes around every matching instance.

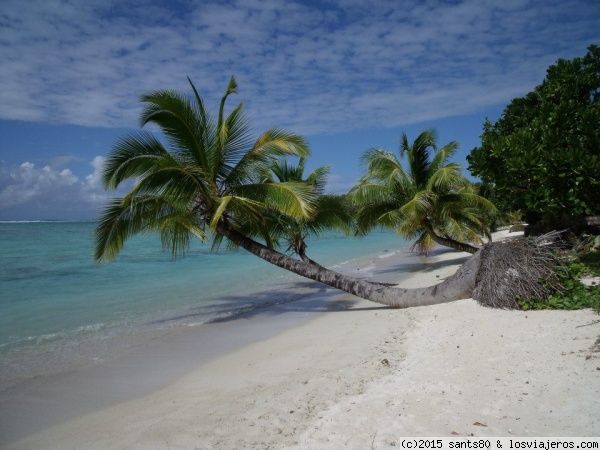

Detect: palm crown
[350,128,495,254]
[95,76,315,261]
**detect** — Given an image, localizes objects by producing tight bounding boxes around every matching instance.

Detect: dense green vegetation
[518,252,600,312]
[467,45,600,225]
[467,45,600,312]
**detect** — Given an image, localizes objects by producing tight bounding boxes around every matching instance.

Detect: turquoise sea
[0,221,411,391]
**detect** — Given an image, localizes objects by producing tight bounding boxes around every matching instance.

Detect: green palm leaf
[139,90,212,170]
[95,195,206,262]
[103,132,173,189]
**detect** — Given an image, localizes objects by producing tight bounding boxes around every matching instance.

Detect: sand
[2,232,600,449]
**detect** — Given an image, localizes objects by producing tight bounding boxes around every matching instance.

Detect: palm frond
[218,101,255,170]
[139,90,212,170]
[95,198,141,262]
[126,164,209,204]
[349,181,398,206]
[401,129,436,187]
[238,181,316,220]
[157,212,206,259]
[429,140,459,174]
[355,201,404,234]
[360,148,406,183]
[305,164,331,194]
[208,196,233,231]
[399,190,435,220]
[266,158,300,183]
[94,195,205,262]
[426,164,465,191]
[305,194,354,236]
[103,132,173,189]
[217,75,239,134]
[410,231,435,254]
[226,129,309,186]
[251,129,310,158]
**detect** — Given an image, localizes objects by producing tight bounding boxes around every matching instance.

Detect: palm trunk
[217,224,481,308]
[425,226,479,254]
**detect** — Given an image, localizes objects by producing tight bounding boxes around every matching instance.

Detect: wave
[1,323,109,351]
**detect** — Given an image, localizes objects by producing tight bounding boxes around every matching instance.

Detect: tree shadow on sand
[150,279,392,326]
[151,248,487,326]
[374,246,472,280]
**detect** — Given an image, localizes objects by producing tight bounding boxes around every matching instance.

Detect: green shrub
[517,256,600,312]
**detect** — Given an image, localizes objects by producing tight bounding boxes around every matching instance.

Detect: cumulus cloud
[0,157,114,220]
[0,0,598,135]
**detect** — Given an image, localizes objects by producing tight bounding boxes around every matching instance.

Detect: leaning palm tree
[95,76,315,261]
[350,129,496,255]
[95,78,506,308]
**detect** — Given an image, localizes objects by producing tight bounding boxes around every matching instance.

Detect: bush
[468,45,600,223]
[517,256,600,311]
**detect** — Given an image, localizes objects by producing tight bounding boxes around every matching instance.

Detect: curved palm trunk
[425,225,479,254]
[218,225,482,308]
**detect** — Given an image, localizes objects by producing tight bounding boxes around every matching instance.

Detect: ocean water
[0,221,410,391]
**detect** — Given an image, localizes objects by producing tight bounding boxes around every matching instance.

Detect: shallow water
[0,221,411,390]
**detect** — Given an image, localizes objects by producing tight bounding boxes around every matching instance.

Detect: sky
[0,0,598,221]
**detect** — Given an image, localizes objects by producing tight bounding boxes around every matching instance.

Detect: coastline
[0,224,410,394]
[2,233,600,448]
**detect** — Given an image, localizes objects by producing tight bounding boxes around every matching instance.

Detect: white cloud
[0,157,113,220]
[85,156,106,190]
[0,0,597,136]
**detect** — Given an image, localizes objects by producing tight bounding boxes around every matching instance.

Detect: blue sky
[0,0,598,220]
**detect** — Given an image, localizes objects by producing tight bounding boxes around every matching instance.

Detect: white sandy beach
[2,231,600,449]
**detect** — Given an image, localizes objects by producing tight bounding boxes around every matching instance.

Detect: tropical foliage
[517,255,600,312]
[350,129,496,254]
[467,44,600,224]
[95,75,315,261]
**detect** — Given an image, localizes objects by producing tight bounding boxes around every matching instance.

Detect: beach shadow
[150,278,394,326]
[206,286,394,323]
[207,301,392,323]
[376,254,471,276]
[152,249,476,327]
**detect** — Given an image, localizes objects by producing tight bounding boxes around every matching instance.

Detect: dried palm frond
[473,231,565,309]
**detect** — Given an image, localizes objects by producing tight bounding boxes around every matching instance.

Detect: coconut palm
[350,129,496,255]
[94,78,485,308]
[95,76,315,260]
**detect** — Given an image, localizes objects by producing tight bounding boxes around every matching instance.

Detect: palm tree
[95,76,315,260]
[94,78,483,308]
[350,129,496,255]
